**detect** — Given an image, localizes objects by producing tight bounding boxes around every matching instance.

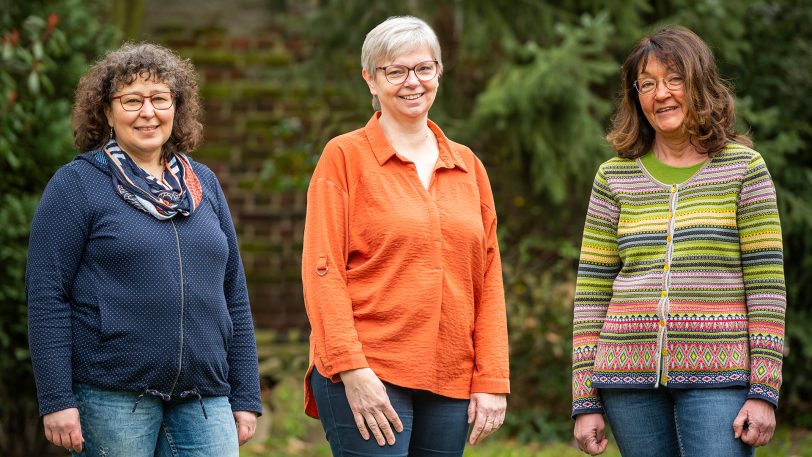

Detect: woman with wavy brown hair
[26,43,261,456]
[571,26,785,456]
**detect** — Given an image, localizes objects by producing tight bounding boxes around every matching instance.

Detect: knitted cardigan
[572,144,786,417]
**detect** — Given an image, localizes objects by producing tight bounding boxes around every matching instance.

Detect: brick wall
[138,0,318,331]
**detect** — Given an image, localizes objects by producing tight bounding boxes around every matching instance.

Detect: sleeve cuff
[572,396,604,419]
[38,391,78,417]
[317,352,369,379]
[229,400,263,416]
[747,383,779,409]
[470,376,510,394]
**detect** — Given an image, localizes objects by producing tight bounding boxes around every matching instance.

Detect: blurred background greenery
[2,0,811,455]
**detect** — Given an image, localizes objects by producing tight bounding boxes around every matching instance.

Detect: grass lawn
[243,430,812,456]
[240,375,812,457]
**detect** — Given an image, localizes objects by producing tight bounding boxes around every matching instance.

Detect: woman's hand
[733,398,776,447]
[233,410,258,445]
[43,407,84,453]
[467,392,507,445]
[574,413,608,455]
[339,368,403,446]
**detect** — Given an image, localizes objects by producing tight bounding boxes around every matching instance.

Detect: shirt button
[659,320,665,327]
[667,212,673,219]
[662,349,669,355]
[661,375,669,384]
[664,264,670,271]
[666,235,672,242]
[661,291,667,298]
[671,185,677,193]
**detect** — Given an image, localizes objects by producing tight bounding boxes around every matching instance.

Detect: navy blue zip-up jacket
[26,151,262,416]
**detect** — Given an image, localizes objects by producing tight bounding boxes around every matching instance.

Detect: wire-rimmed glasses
[376,60,439,85]
[633,76,684,95]
[111,92,176,111]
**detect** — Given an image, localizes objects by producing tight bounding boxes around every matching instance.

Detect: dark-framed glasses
[376,60,439,85]
[633,76,684,95]
[111,91,176,111]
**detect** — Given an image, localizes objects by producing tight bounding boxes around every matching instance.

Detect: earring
[110,127,114,138]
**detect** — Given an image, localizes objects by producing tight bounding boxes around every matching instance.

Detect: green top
[639,151,706,184]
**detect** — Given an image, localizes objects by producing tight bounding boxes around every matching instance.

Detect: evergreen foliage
[2,0,811,447]
[0,0,117,453]
[273,0,812,437]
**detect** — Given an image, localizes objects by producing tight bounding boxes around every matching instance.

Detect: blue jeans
[601,387,754,457]
[71,383,239,457]
[310,368,470,456]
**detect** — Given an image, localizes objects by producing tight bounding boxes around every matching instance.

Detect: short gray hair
[361,16,442,111]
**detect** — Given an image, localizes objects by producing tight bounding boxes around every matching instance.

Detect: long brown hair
[72,43,203,159]
[607,25,751,158]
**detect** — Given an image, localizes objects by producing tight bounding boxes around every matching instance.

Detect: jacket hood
[75,150,113,176]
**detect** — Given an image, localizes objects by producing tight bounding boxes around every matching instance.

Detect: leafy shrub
[267,0,812,438]
[0,1,116,454]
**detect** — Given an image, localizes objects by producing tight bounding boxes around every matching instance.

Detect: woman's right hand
[43,407,84,453]
[574,413,608,455]
[339,367,403,446]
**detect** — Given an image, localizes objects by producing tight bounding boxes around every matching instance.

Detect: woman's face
[363,46,440,121]
[637,57,687,140]
[105,75,175,159]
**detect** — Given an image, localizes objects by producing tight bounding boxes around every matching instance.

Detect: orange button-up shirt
[302,113,510,418]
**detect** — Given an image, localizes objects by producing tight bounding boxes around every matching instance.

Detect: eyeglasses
[376,60,439,85]
[633,75,684,95]
[111,91,176,111]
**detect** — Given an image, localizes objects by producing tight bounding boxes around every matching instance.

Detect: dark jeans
[601,386,755,457]
[310,368,470,456]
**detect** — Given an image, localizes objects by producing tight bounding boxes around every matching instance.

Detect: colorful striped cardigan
[572,144,786,417]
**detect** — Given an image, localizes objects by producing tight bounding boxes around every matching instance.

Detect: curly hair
[606,25,751,158]
[72,42,203,158]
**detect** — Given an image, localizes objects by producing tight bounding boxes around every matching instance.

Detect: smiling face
[637,57,688,140]
[105,75,175,160]
[363,46,440,122]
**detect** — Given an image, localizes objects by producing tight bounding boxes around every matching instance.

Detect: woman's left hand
[233,410,258,446]
[733,398,776,447]
[467,392,507,445]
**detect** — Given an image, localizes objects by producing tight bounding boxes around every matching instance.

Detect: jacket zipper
[168,219,185,395]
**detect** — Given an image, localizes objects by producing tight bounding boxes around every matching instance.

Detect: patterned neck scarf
[97,139,203,220]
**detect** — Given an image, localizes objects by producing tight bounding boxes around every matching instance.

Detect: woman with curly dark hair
[571,26,785,456]
[26,43,261,456]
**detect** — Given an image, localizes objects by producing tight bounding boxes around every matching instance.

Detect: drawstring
[131,387,208,420]
[132,388,171,413]
[180,386,208,420]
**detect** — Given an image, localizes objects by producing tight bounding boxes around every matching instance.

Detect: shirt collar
[364,112,469,173]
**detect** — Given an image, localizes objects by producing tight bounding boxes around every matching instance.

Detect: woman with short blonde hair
[302,16,510,456]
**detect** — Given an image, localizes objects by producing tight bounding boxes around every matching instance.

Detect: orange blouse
[302,113,509,418]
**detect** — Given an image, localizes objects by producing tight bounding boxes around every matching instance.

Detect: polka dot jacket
[26,151,262,417]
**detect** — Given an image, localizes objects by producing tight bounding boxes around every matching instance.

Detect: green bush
[461,15,617,440]
[267,0,812,439]
[725,3,812,423]
[0,1,116,454]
